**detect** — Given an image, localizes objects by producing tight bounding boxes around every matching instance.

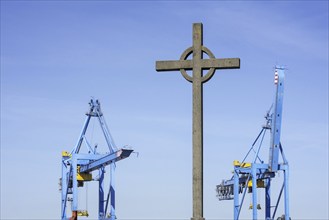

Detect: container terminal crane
[216,67,290,220]
[60,99,133,220]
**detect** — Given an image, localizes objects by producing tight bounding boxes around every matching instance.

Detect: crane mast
[269,68,284,172]
[216,67,290,220]
[60,99,133,220]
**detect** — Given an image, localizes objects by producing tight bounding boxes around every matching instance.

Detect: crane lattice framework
[60,99,133,220]
[216,67,290,220]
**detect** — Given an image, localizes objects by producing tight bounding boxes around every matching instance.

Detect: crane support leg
[110,164,116,220]
[72,157,78,211]
[252,165,257,220]
[265,179,271,220]
[284,166,290,220]
[233,169,239,220]
[99,167,105,219]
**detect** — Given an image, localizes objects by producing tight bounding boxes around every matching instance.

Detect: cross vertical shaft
[192,23,204,220]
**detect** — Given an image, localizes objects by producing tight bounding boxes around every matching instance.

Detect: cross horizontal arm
[79,149,133,173]
[156,58,240,72]
[156,60,193,71]
[201,58,240,69]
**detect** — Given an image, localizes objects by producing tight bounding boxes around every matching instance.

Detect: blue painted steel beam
[99,167,105,219]
[79,149,133,173]
[252,165,257,220]
[265,178,271,220]
[72,158,78,211]
[61,161,68,219]
[269,67,285,171]
[233,169,239,220]
[71,115,92,154]
[284,166,290,220]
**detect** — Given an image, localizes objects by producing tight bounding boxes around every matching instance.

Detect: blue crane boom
[79,148,133,173]
[216,67,289,220]
[60,99,133,220]
[269,68,284,172]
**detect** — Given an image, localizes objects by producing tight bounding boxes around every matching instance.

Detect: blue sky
[1,1,328,219]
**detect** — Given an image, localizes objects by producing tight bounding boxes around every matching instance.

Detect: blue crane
[60,99,134,220]
[216,67,290,220]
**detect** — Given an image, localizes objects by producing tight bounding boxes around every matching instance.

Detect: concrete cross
[155,23,240,220]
